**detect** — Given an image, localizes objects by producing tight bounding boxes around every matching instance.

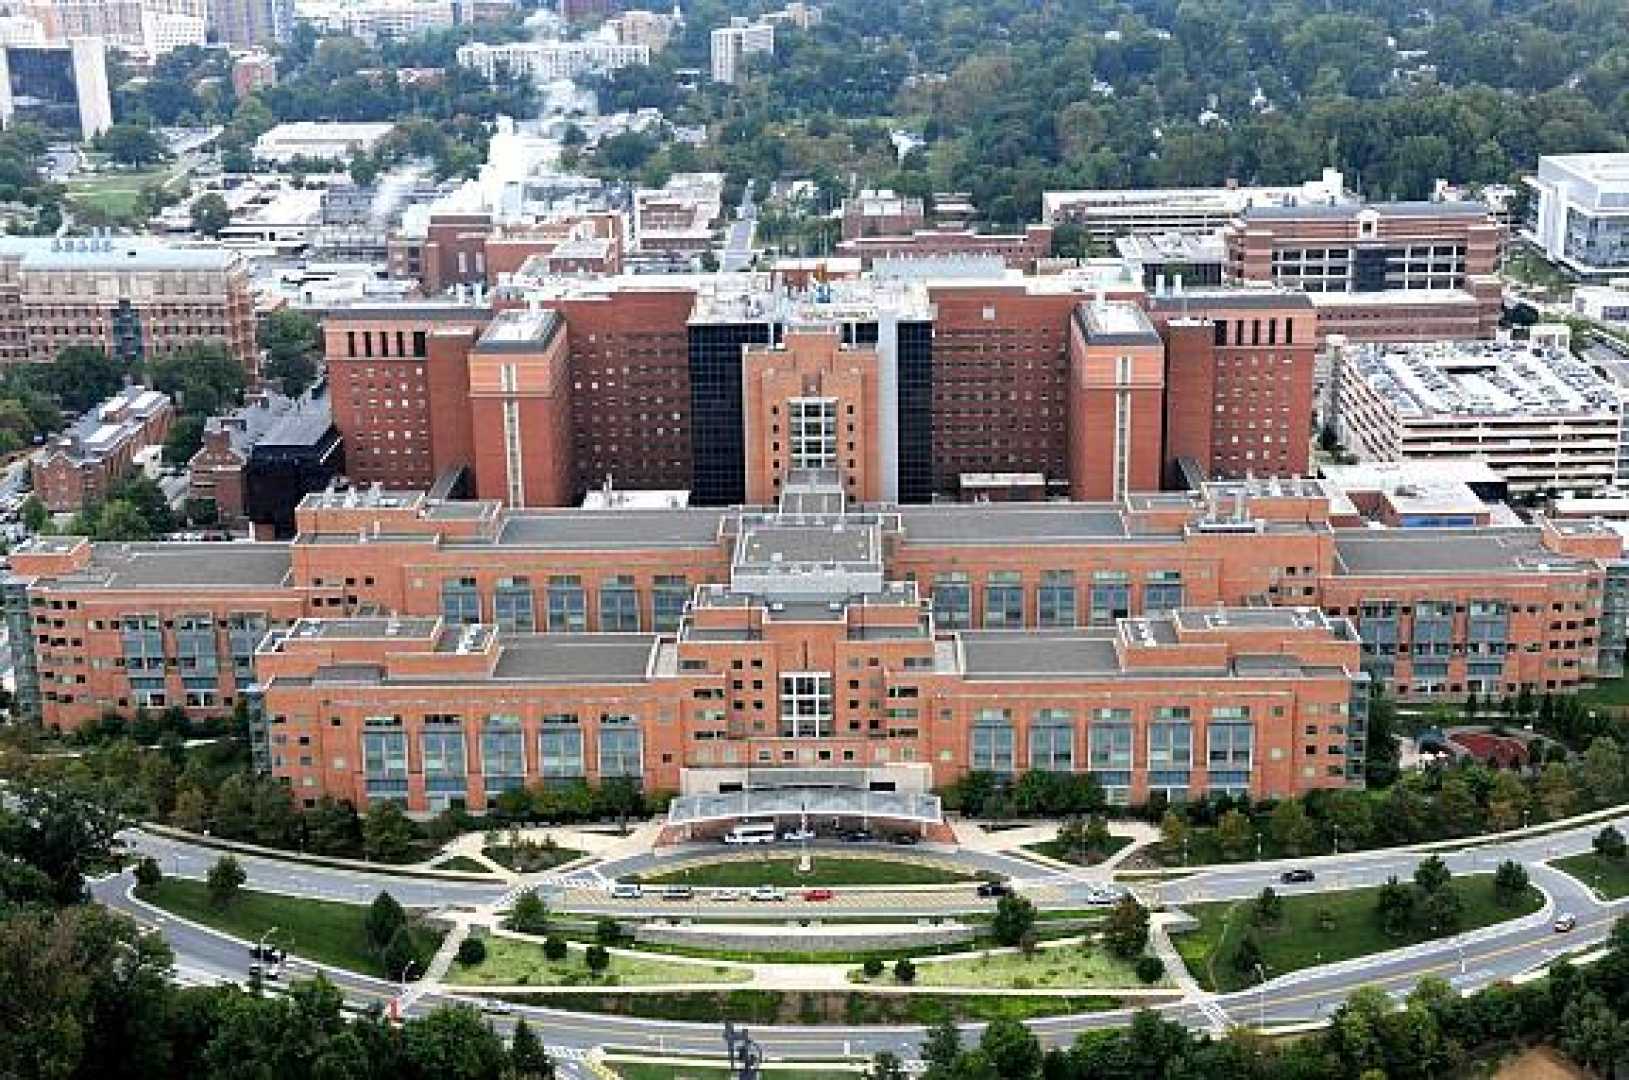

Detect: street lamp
[256,926,280,962]
[1457,942,1466,975]
[1255,963,1268,1029]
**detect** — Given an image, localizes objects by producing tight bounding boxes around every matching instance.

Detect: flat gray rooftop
[1332,528,1591,575]
[491,633,657,682]
[738,523,876,566]
[960,630,1124,679]
[490,509,726,549]
[67,543,293,590]
[898,504,1133,545]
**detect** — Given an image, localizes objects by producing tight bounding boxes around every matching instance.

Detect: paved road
[720,180,757,272]
[110,813,1629,1060]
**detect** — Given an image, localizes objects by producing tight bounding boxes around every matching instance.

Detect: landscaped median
[848,937,1166,991]
[140,878,443,979]
[447,934,750,988]
[1170,872,1545,992]
[470,988,1126,1025]
[1552,853,1629,899]
[632,854,981,888]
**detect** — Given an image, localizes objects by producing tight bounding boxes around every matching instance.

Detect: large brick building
[30,386,173,512]
[327,272,1316,505]
[0,236,258,374]
[5,474,1625,817]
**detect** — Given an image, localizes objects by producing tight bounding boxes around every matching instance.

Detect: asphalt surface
[107,813,1629,1061]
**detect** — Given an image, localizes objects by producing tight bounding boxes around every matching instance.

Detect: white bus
[722,820,777,845]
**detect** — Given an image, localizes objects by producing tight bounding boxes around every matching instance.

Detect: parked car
[890,833,920,846]
[1084,884,1128,906]
[976,881,1011,898]
[610,882,643,900]
[839,829,874,843]
[780,827,816,842]
[1554,913,1578,933]
[1280,868,1317,884]
[661,885,695,900]
[710,887,745,902]
[749,885,786,902]
[802,887,835,902]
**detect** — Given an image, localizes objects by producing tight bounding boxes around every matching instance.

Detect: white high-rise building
[456,39,650,83]
[1524,154,1629,280]
[709,16,772,84]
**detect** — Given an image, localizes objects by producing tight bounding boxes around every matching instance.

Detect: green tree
[1252,886,1285,928]
[978,1016,1041,1079]
[1270,798,1317,855]
[3,778,129,905]
[365,891,407,954]
[1414,855,1452,895]
[206,854,246,908]
[1437,776,1481,836]
[1365,690,1402,787]
[383,926,421,981]
[584,944,610,973]
[1576,737,1625,808]
[19,495,48,535]
[505,890,550,934]
[508,1018,555,1079]
[1159,809,1189,857]
[864,1050,908,1080]
[170,785,209,833]
[893,956,916,983]
[1375,875,1415,937]
[1594,825,1626,859]
[400,1004,508,1080]
[212,773,255,839]
[132,855,162,895]
[1232,933,1265,978]
[163,415,206,465]
[1493,859,1530,907]
[1103,896,1150,958]
[1216,809,1254,860]
[455,936,486,966]
[1538,762,1579,820]
[258,308,322,397]
[190,192,231,237]
[542,935,567,961]
[98,123,167,165]
[1486,770,1530,832]
[362,800,418,862]
[1420,886,1463,937]
[990,893,1037,946]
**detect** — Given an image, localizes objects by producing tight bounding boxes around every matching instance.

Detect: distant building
[1524,154,1629,280]
[190,387,341,537]
[455,39,650,83]
[253,122,395,165]
[303,0,456,43]
[32,386,173,512]
[1044,170,1351,244]
[840,189,926,240]
[763,1,819,29]
[230,50,277,97]
[49,0,206,58]
[0,37,110,139]
[1114,232,1226,289]
[710,16,773,84]
[837,225,1055,273]
[0,236,258,375]
[1574,280,1629,325]
[207,0,293,47]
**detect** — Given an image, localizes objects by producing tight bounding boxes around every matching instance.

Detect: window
[1144,570,1183,613]
[481,714,526,795]
[493,577,534,632]
[361,723,408,800]
[539,714,584,779]
[598,714,642,779]
[1149,714,1193,767]
[599,575,640,632]
[779,672,833,737]
[1208,720,1253,766]
[546,575,586,632]
[441,576,480,625]
[653,575,688,632]
[788,397,837,470]
[1028,709,1073,771]
[421,730,467,804]
[933,572,971,629]
[1089,571,1130,626]
[227,612,268,679]
[1037,570,1076,627]
[971,708,1015,773]
[1088,714,1133,804]
[984,571,1023,628]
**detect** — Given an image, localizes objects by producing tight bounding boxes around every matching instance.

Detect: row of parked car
[609,883,831,903]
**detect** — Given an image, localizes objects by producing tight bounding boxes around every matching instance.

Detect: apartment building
[1332,339,1625,496]
[835,225,1055,272]
[710,16,773,84]
[330,271,1314,503]
[0,236,258,375]
[30,386,172,512]
[841,190,926,240]
[455,39,650,84]
[8,474,1623,808]
[1222,200,1505,342]
[1525,154,1629,280]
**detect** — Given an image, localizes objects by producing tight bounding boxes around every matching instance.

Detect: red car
[802,887,835,902]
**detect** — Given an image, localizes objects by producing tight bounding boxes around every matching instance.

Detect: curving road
[104,813,1629,1060]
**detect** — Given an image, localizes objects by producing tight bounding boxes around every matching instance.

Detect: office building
[1573,280,1629,325]
[1043,170,1351,244]
[207,0,293,46]
[0,37,110,139]
[31,386,173,512]
[1524,154,1629,280]
[50,0,206,56]
[1221,199,1505,342]
[841,190,926,240]
[0,236,258,374]
[836,225,1054,272]
[1332,339,1625,496]
[1114,232,1226,289]
[189,388,342,537]
[710,17,773,84]
[253,122,394,165]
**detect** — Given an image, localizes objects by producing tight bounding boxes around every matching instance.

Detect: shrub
[133,856,162,895]
[206,855,245,909]
[595,916,623,945]
[863,957,884,979]
[585,944,610,973]
[893,958,916,984]
[456,936,487,966]
[1135,956,1166,984]
[543,935,568,961]
[504,891,549,934]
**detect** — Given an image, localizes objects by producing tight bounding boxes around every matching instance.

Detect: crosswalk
[1194,997,1232,1034]
[494,869,606,911]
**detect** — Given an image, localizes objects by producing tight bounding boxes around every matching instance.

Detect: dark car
[840,829,874,843]
[976,881,1012,898]
[1280,868,1316,884]
[890,833,920,846]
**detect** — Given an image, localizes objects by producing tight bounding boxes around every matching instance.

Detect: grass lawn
[143,878,441,979]
[1575,676,1629,709]
[611,1066,840,1080]
[1024,836,1133,865]
[1172,875,1544,993]
[431,855,493,874]
[635,856,978,888]
[857,940,1161,990]
[1553,853,1629,900]
[63,166,179,221]
[448,936,749,987]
